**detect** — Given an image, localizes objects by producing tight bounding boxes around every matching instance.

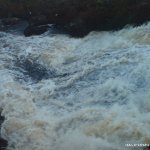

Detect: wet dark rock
[0,112,8,150]
[0,20,4,30]
[24,25,49,36]
[14,57,70,83]
[15,58,51,81]
[144,146,150,150]
[24,15,50,36]
[2,17,20,26]
[0,113,4,128]
[0,18,28,35]
[28,15,49,26]
[0,138,7,150]
[1,0,150,37]
[53,22,90,37]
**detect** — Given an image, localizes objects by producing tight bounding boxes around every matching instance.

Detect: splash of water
[0,23,150,150]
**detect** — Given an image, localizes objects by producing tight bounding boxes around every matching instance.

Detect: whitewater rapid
[0,23,150,150]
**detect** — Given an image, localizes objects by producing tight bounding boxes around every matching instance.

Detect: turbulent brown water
[0,23,150,150]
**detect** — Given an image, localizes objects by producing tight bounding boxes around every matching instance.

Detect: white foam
[0,23,150,150]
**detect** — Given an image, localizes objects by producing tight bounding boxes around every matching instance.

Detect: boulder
[2,17,20,26]
[0,0,150,36]
[24,25,49,36]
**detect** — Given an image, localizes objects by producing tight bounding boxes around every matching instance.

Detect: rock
[53,20,91,37]
[0,138,7,150]
[0,20,4,30]
[23,15,50,36]
[14,57,69,83]
[0,0,150,37]
[24,25,49,36]
[28,15,49,26]
[0,112,8,150]
[15,58,50,81]
[0,113,4,127]
[2,17,20,26]
[143,146,150,150]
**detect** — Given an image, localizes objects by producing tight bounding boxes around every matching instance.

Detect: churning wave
[0,22,150,150]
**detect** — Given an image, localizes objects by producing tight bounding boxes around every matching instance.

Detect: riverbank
[1,0,150,37]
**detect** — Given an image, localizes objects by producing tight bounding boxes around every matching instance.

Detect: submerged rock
[14,57,69,83]
[0,0,150,37]
[15,58,51,82]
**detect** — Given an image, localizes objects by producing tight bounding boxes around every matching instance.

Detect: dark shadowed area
[0,0,150,37]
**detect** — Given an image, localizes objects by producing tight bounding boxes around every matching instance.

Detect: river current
[0,23,150,150]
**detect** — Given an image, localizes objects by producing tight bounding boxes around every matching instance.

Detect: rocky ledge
[0,0,150,37]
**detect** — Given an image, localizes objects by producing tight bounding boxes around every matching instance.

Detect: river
[0,22,150,150]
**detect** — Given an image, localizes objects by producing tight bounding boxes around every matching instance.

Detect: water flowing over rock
[1,21,150,150]
[0,0,150,36]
